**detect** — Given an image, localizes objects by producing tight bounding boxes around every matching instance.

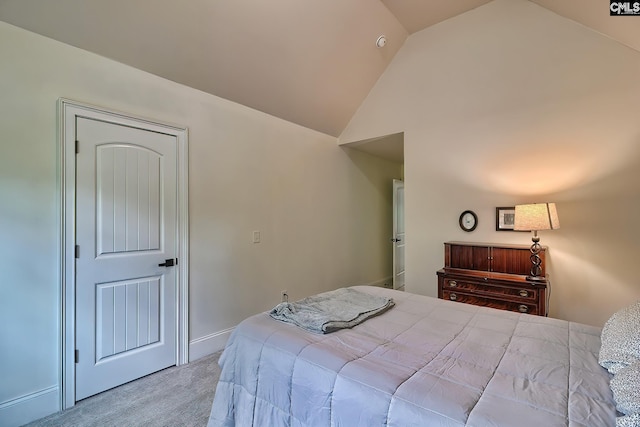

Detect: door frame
[392,179,405,291]
[58,98,189,409]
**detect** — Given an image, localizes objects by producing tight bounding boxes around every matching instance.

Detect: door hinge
[75,245,80,259]
[75,140,79,154]
[75,349,79,363]
[175,258,178,265]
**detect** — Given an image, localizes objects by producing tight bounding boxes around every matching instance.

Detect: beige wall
[0,22,400,425]
[340,0,640,326]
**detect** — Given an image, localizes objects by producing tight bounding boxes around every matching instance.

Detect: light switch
[253,231,261,243]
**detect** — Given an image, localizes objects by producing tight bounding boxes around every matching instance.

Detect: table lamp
[514,203,560,282]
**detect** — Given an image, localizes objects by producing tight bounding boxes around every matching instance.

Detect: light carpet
[24,351,222,427]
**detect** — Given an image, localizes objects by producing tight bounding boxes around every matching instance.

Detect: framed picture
[496,207,516,231]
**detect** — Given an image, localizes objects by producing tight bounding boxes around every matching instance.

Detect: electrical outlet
[281,290,288,302]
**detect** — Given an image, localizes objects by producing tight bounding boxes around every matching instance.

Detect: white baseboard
[189,327,234,362]
[0,327,236,426]
[366,276,393,288]
[0,386,59,427]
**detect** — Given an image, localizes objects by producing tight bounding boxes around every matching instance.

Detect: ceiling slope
[0,0,408,137]
[381,0,493,34]
[530,0,640,53]
[0,0,638,138]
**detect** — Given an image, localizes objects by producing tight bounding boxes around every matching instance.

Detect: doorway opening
[340,132,405,290]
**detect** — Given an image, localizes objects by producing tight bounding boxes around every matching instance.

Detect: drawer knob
[518,304,528,313]
[519,290,529,297]
[449,293,457,301]
[449,281,457,287]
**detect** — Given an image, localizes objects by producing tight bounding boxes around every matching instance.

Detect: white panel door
[392,179,405,291]
[75,117,178,400]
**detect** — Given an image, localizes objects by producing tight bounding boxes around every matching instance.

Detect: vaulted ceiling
[1,0,638,137]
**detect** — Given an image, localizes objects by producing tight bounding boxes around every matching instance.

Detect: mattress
[208,286,616,426]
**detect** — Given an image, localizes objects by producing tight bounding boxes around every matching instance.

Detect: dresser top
[444,241,546,250]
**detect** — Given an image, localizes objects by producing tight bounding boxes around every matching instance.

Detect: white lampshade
[514,203,560,231]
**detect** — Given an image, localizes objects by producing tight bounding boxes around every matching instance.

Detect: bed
[208,286,638,426]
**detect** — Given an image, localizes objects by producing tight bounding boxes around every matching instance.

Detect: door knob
[158,258,175,267]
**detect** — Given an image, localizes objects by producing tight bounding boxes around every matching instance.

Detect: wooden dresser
[437,241,548,316]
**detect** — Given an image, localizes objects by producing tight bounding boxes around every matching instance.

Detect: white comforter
[209,286,616,426]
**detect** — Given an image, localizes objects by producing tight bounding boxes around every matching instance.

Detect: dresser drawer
[442,278,538,302]
[437,243,548,317]
[442,290,539,315]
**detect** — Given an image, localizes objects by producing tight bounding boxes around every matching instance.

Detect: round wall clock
[459,210,478,232]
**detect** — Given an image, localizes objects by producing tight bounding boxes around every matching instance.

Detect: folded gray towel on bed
[269,287,394,334]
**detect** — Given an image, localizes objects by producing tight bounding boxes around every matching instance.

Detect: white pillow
[611,361,640,416]
[616,413,640,427]
[599,301,640,374]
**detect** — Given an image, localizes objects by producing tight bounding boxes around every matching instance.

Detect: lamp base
[527,231,544,283]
